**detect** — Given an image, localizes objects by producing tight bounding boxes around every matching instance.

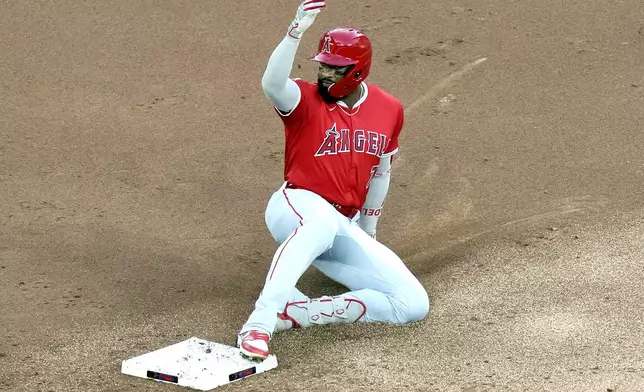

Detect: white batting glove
[287,0,327,39]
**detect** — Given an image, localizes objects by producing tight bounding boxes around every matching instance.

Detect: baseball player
[237,0,430,360]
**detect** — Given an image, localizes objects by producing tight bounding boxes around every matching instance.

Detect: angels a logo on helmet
[321,36,332,54]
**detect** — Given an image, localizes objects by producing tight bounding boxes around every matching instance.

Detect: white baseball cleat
[275,307,301,332]
[237,330,271,361]
[275,295,367,333]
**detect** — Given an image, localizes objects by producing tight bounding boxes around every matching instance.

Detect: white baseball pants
[240,182,429,336]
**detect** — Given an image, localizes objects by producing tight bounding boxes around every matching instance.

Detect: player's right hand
[287,0,326,39]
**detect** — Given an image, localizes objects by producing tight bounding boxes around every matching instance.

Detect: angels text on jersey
[314,123,391,157]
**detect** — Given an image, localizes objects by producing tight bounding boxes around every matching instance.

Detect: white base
[121,337,278,391]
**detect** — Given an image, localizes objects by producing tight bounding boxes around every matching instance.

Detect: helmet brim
[310,53,357,67]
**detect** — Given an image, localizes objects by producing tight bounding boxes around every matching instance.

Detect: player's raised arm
[261,1,326,113]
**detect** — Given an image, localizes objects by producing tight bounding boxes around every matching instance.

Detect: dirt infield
[1,0,643,391]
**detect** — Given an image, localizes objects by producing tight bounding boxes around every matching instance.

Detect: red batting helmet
[311,27,372,98]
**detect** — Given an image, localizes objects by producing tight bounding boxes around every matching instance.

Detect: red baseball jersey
[275,79,404,210]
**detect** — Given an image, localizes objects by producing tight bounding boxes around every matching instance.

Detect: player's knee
[398,284,430,323]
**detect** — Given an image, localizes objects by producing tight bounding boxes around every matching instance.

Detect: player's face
[317,63,353,103]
